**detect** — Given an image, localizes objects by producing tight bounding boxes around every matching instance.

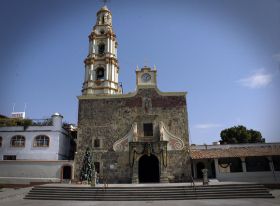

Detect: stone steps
[25,184,274,201]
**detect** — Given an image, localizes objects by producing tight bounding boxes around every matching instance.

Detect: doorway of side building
[196,162,205,179]
[62,165,72,180]
[138,154,160,183]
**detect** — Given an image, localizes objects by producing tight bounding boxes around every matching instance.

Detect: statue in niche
[143,98,152,113]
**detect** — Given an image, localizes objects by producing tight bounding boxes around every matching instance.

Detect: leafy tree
[80,147,95,183]
[220,125,265,144]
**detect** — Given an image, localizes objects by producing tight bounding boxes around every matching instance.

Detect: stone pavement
[0,184,280,206]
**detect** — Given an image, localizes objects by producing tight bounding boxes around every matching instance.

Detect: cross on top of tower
[101,0,110,6]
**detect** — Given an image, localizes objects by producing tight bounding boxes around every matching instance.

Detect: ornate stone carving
[113,123,137,152]
[159,121,184,150]
[132,122,138,142]
[143,97,152,113]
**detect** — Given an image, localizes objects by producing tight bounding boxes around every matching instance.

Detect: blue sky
[0,0,279,144]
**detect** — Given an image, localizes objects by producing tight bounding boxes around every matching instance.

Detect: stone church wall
[74,88,191,183]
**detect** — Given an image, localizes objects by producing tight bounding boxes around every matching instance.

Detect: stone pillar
[193,161,197,179]
[214,158,219,177]
[202,169,209,185]
[160,160,169,183]
[91,172,97,187]
[241,157,247,172]
[132,160,139,184]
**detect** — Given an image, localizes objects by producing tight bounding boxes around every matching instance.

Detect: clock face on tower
[141,73,151,82]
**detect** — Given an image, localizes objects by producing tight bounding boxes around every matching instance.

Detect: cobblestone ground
[1,187,280,206]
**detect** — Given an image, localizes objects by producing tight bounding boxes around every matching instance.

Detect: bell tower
[82,5,122,95]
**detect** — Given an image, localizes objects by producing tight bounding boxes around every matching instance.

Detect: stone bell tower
[82,5,122,95]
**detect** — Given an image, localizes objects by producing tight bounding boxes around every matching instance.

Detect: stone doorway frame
[129,141,168,183]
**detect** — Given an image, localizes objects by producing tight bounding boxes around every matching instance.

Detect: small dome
[97,5,111,15]
[52,112,63,118]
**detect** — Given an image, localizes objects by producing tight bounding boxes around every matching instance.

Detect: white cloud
[237,69,272,89]
[194,123,222,129]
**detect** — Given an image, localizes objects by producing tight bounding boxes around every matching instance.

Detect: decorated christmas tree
[80,147,95,184]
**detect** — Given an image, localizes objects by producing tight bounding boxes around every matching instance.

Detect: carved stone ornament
[143,97,152,113]
[113,123,137,152]
[159,121,184,150]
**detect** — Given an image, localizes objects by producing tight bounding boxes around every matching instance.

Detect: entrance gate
[138,154,159,183]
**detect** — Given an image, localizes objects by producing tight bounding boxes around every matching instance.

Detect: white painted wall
[0,114,71,160]
[0,160,73,184]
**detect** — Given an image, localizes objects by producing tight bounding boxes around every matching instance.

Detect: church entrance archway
[138,154,159,183]
[62,165,72,180]
[196,162,205,179]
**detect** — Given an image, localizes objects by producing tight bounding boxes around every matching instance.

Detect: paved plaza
[1,184,280,206]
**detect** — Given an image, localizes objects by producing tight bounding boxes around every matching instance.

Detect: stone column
[132,160,139,184]
[214,158,219,177]
[241,157,247,172]
[159,143,169,183]
[202,169,209,185]
[193,161,197,179]
[107,38,110,53]
[160,159,169,183]
[91,172,97,187]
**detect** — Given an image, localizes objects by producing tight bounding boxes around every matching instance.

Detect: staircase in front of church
[24,184,274,201]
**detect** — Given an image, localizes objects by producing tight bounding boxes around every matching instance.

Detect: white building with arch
[0,113,74,184]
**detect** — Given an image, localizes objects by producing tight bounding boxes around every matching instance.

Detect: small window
[4,155,16,160]
[94,139,100,148]
[143,123,153,136]
[94,162,100,173]
[96,67,105,80]
[98,43,105,54]
[34,135,50,147]
[0,136,2,147]
[11,135,25,147]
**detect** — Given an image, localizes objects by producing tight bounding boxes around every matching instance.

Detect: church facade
[74,6,192,183]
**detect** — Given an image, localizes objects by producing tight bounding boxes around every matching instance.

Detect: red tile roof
[190,144,280,159]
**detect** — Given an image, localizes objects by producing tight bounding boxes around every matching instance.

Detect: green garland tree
[80,147,95,183]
